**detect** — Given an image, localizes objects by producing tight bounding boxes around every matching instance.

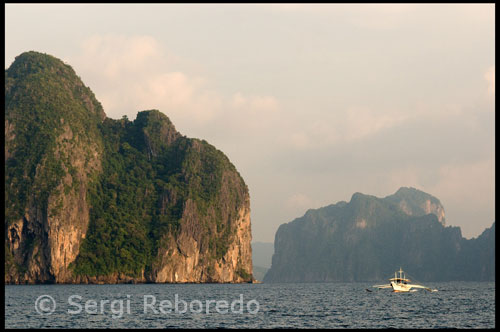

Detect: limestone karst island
[5,51,253,284]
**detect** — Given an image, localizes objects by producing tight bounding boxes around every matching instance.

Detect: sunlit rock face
[384,187,446,226]
[5,51,253,284]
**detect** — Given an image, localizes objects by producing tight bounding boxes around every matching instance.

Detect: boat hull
[391,282,412,292]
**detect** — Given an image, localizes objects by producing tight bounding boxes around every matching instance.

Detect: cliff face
[5,52,104,283]
[384,187,446,226]
[150,202,252,283]
[5,51,252,284]
[264,188,494,283]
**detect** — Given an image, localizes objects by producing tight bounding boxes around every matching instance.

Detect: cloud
[427,158,495,237]
[79,34,162,79]
[287,193,313,208]
[346,4,417,30]
[430,158,494,206]
[228,92,280,131]
[64,31,493,242]
[343,106,410,141]
[69,33,280,133]
[231,93,279,114]
[484,65,495,96]
[70,34,208,121]
[278,105,410,151]
[271,4,417,29]
[285,193,317,217]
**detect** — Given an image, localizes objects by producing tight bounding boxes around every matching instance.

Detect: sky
[5,4,495,242]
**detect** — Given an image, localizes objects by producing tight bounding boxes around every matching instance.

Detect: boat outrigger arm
[372,268,437,292]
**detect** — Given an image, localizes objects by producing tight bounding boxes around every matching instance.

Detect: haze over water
[5,4,495,242]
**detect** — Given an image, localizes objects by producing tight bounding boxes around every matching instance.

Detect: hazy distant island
[5,51,253,284]
[264,187,494,283]
[251,241,274,281]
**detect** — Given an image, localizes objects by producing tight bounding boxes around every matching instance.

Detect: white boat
[372,267,437,293]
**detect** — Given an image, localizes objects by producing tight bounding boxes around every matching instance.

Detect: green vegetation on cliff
[5,51,105,227]
[5,51,251,283]
[72,112,246,277]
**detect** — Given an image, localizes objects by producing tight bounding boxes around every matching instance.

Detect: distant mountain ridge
[264,187,494,282]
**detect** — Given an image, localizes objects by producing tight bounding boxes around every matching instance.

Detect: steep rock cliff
[264,188,494,282]
[5,51,253,284]
[5,52,104,283]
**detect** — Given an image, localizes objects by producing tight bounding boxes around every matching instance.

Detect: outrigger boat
[372,268,437,293]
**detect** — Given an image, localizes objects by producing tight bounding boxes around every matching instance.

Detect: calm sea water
[5,282,495,328]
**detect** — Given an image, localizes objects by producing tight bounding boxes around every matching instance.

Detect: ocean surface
[5,282,495,328]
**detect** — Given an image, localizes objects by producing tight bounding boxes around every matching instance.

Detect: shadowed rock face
[5,51,252,284]
[264,188,494,283]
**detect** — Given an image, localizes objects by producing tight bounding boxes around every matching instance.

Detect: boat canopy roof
[390,277,411,282]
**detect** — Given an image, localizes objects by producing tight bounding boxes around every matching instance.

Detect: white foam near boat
[372,267,438,293]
